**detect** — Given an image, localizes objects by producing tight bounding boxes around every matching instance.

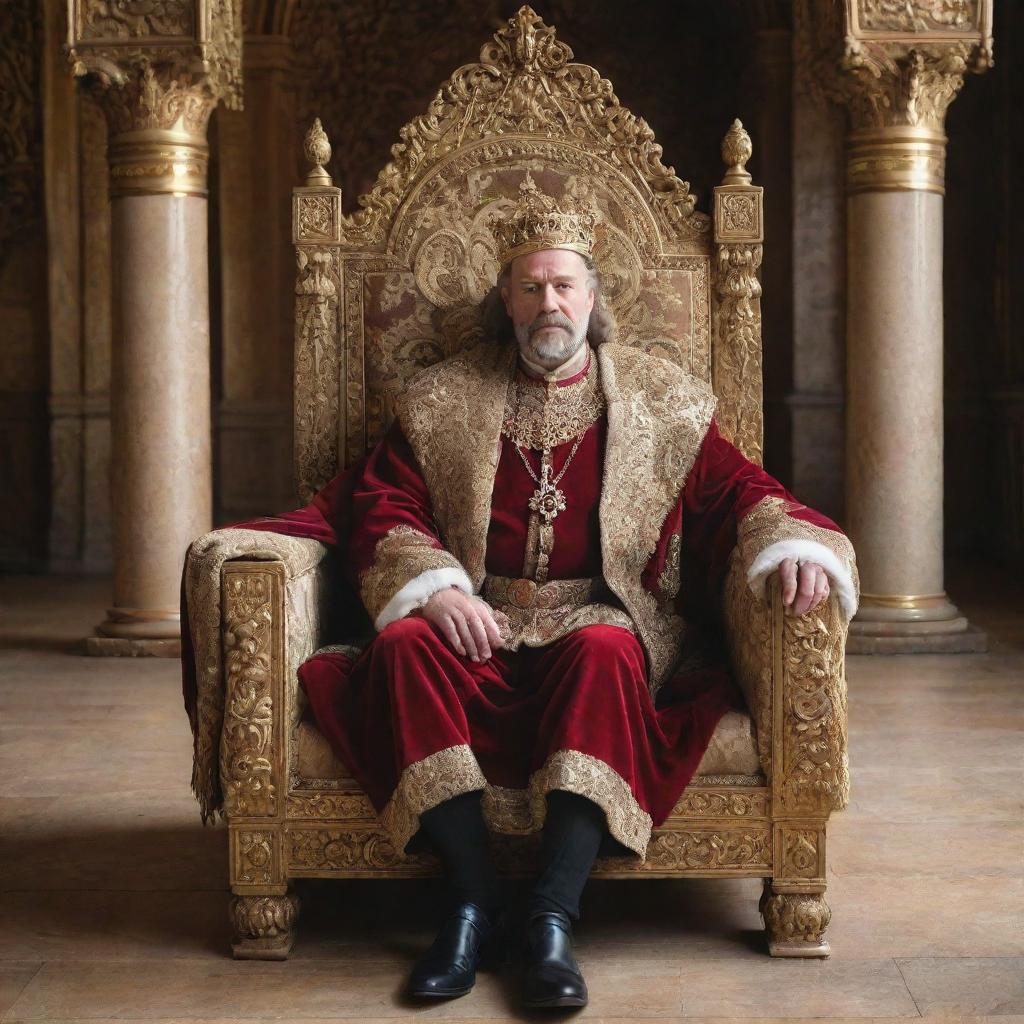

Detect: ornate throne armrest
[722,548,851,814]
[184,529,329,823]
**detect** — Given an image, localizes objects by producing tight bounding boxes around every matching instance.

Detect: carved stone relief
[857,0,980,34]
[78,1,196,39]
[0,0,40,261]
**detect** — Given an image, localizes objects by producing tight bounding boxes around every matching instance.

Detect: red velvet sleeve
[349,420,473,628]
[644,418,858,624]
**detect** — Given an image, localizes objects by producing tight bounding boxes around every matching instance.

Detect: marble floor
[1,568,1022,1023]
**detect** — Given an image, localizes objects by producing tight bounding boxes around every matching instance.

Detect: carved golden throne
[187,7,850,962]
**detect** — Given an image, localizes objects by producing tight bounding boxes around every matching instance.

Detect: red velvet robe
[181,346,856,854]
[294,354,852,859]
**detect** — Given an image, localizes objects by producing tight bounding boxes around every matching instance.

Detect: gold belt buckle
[506,578,538,609]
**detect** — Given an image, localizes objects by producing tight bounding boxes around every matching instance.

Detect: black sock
[528,789,606,923]
[418,790,501,916]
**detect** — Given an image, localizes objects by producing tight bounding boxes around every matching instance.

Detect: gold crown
[492,173,597,265]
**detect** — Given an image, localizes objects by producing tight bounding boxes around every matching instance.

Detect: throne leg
[759,881,831,958]
[230,889,300,960]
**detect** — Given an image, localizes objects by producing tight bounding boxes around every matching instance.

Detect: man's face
[500,248,595,370]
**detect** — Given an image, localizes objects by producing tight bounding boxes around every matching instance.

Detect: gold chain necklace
[512,433,587,525]
[502,355,604,450]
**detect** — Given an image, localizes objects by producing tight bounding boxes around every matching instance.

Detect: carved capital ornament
[840,0,993,194]
[66,0,243,197]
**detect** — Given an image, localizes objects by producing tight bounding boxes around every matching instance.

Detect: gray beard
[514,312,590,366]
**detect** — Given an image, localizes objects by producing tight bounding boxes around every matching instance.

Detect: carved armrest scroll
[722,548,773,778]
[186,530,329,822]
[722,550,851,814]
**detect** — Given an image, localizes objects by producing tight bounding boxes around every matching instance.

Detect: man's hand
[418,587,504,662]
[777,558,830,616]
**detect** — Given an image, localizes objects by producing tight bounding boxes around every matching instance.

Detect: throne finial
[304,118,333,187]
[721,119,753,185]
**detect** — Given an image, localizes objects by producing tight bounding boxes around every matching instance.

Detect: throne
[185,7,849,962]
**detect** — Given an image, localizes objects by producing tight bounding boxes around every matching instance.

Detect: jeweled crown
[493,173,597,265]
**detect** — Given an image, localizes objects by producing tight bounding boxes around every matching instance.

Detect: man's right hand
[418,587,504,662]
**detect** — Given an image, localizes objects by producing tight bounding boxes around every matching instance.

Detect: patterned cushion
[294,706,761,784]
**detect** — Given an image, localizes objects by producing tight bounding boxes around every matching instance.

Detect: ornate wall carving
[0,0,40,259]
[0,0,48,570]
[855,0,983,35]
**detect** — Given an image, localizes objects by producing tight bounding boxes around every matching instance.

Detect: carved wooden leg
[760,881,831,958]
[230,890,300,960]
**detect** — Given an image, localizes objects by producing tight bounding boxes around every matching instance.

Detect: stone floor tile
[2,959,676,1020]
[0,891,230,960]
[3,961,418,1020]
[896,956,1024,1017]
[848,727,1024,770]
[825,876,1024,958]
[1,818,226,892]
[843,766,1024,823]
[0,964,42,1017]
[828,820,1024,878]
[675,957,920,1017]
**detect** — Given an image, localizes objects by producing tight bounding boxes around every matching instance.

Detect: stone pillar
[67,1,242,655]
[838,2,993,653]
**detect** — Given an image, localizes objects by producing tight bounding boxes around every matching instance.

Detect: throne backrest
[292,6,764,500]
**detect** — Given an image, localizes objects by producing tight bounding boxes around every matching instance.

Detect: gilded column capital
[796,0,992,194]
[66,0,243,197]
[840,0,993,194]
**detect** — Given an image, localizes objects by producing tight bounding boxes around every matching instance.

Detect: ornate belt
[483,574,609,611]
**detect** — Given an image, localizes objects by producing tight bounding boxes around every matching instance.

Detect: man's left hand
[777,558,830,616]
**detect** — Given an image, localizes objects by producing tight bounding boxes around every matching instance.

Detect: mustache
[528,312,574,337]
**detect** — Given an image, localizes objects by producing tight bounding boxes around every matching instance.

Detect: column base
[848,617,987,654]
[84,636,181,658]
[86,607,182,656]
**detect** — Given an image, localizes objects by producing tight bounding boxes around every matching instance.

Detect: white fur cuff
[375,566,474,631]
[747,538,858,619]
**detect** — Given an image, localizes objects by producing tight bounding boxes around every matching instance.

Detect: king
[297,175,859,1008]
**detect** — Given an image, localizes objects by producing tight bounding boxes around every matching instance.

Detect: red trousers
[299,617,739,858]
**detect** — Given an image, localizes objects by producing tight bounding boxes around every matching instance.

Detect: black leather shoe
[522,909,588,1008]
[407,902,502,999]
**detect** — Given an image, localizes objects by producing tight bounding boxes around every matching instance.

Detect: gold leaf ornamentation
[294,247,341,500]
[671,789,769,818]
[713,242,763,464]
[221,572,278,817]
[782,828,821,878]
[234,829,274,886]
[858,0,979,34]
[760,889,832,947]
[229,892,299,956]
[781,606,850,814]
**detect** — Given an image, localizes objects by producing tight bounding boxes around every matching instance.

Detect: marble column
[68,4,242,655]
[839,11,993,653]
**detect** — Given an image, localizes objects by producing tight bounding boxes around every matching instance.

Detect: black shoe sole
[523,993,588,1008]
[408,985,474,999]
